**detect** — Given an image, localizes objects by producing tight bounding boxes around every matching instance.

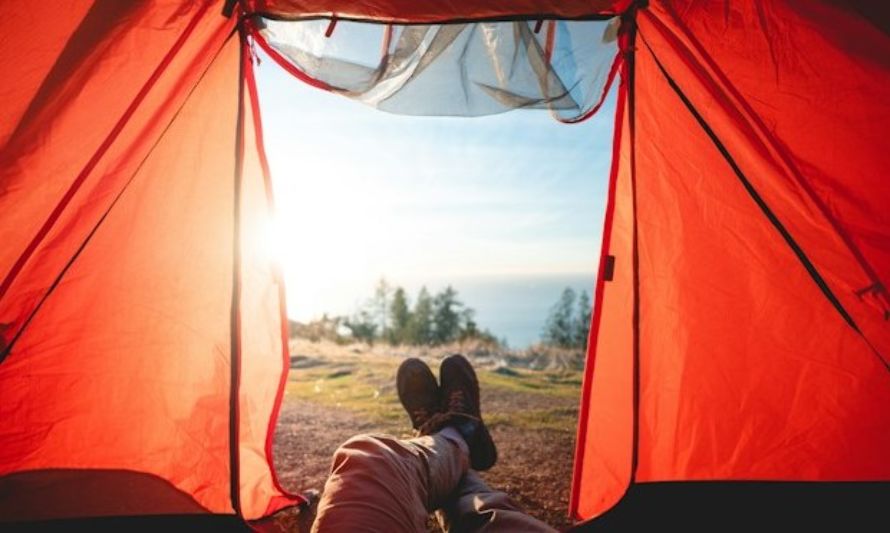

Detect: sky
[253,39,617,322]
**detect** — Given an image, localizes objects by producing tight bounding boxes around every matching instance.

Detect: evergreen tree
[408,287,434,345]
[575,290,592,349]
[344,308,378,345]
[432,285,462,344]
[372,278,391,339]
[340,281,498,348]
[542,287,577,348]
[459,307,479,340]
[388,286,411,345]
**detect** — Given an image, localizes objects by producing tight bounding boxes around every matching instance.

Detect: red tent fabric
[572,0,890,520]
[1,0,887,525]
[0,1,296,520]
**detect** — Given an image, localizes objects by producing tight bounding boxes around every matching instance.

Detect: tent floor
[3,514,248,532]
[4,482,886,531]
[574,481,888,531]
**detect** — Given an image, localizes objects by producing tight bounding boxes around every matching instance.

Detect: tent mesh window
[254,17,620,121]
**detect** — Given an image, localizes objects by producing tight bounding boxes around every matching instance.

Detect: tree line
[291,279,593,351]
[331,279,501,347]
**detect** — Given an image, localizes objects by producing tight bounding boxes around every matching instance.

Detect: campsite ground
[271,339,583,531]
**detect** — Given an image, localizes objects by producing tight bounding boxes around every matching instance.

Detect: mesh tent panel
[254,17,620,121]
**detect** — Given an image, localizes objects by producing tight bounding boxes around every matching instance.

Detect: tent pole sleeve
[627,5,642,485]
[229,22,247,517]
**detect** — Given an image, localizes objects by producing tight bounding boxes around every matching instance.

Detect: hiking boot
[397,358,440,432]
[438,354,497,471]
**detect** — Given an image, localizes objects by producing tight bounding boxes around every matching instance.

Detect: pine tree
[459,307,478,340]
[344,308,378,345]
[372,278,391,339]
[432,285,462,345]
[388,287,411,345]
[575,290,592,349]
[542,287,577,348]
[408,287,434,345]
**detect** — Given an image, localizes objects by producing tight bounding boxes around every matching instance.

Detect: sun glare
[265,153,398,319]
[255,44,615,326]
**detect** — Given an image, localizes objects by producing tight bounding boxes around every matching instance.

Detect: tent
[1,0,887,527]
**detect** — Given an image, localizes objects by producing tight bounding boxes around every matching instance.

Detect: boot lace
[447,389,468,414]
[411,407,431,425]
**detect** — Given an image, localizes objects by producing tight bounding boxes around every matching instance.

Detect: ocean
[287,272,597,349]
[431,273,597,348]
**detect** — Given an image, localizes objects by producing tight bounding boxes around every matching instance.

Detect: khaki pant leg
[312,432,468,532]
[437,471,557,533]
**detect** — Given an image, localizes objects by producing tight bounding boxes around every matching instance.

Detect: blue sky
[254,47,616,320]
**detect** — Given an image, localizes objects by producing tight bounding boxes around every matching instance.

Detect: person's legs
[437,471,557,532]
[429,355,555,532]
[312,355,555,532]
[311,427,469,533]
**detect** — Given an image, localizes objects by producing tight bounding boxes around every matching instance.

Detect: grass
[477,367,582,399]
[487,407,579,433]
[285,341,583,435]
[286,359,405,428]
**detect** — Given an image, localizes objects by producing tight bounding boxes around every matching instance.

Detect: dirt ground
[269,343,581,531]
